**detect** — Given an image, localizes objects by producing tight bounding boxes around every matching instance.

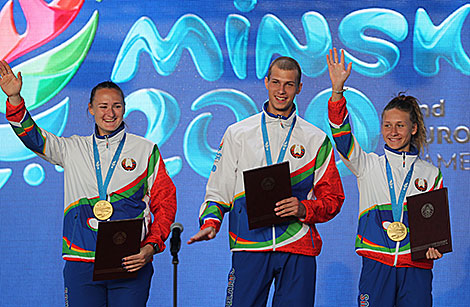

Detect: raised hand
[0,60,23,105]
[326,48,352,102]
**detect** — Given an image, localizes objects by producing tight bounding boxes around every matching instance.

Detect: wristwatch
[148,242,159,254]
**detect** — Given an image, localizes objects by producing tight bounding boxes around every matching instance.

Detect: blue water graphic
[111,15,223,82]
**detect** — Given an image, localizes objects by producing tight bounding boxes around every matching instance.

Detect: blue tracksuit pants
[226,251,317,307]
[358,257,433,307]
[63,261,153,307]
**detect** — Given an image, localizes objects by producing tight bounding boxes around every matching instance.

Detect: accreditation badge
[93,200,114,220]
[387,221,407,242]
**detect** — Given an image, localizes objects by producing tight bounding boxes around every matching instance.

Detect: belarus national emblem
[421,202,434,219]
[414,178,428,191]
[121,158,137,171]
[290,144,305,159]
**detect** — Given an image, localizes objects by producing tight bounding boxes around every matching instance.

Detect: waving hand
[0,60,23,105]
[326,48,352,102]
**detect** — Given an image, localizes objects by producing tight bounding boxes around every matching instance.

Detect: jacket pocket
[68,212,79,250]
[359,211,371,244]
[233,206,242,246]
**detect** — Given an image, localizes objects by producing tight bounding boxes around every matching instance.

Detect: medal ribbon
[385,156,415,222]
[93,133,126,200]
[261,112,296,166]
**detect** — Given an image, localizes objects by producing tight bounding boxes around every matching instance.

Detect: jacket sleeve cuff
[141,238,165,253]
[328,96,347,126]
[299,199,316,224]
[6,98,26,122]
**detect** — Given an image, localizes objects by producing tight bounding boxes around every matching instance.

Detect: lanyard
[93,133,126,200]
[261,112,296,166]
[385,156,415,222]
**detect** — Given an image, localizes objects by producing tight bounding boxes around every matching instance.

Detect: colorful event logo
[0,0,97,189]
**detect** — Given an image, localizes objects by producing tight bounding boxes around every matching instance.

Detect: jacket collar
[94,122,125,143]
[384,144,418,168]
[262,101,296,126]
[384,144,418,156]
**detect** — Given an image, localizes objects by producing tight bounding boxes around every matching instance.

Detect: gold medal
[387,221,407,242]
[93,200,114,220]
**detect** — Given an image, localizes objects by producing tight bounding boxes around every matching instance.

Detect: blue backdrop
[0,0,469,306]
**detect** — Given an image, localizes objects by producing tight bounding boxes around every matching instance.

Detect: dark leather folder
[243,161,294,230]
[93,218,143,281]
[407,188,452,261]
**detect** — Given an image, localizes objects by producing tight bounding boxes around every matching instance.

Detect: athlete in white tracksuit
[1,60,176,307]
[326,48,444,307]
[188,56,344,306]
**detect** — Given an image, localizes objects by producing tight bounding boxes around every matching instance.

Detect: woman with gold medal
[0,60,177,306]
[326,49,444,307]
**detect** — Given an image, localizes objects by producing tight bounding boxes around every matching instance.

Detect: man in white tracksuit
[189,56,345,306]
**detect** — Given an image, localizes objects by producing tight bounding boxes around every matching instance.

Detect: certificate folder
[407,188,452,261]
[243,161,293,230]
[93,218,143,281]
